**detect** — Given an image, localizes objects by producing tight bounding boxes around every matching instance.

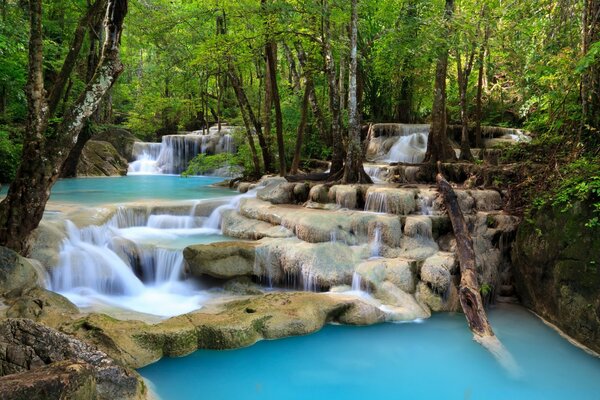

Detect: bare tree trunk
[283,44,300,91]
[61,7,105,178]
[342,0,371,184]
[475,7,489,150]
[47,0,108,117]
[228,70,261,178]
[265,42,286,176]
[322,0,344,175]
[0,0,128,255]
[228,67,270,173]
[456,45,475,161]
[296,43,328,145]
[436,172,516,371]
[424,0,456,164]
[291,80,311,175]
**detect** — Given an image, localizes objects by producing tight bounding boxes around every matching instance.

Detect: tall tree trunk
[227,67,270,173]
[228,70,261,178]
[474,7,489,150]
[265,42,286,176]
[291,80,312,175]
[322,0,344,175]
[456,45,475,161]
[61,9,104,178]
[47,0,107,117]
[343,0,371,184]
[296,43,328,146]
[424,0,456,164]
[0,0,128,255]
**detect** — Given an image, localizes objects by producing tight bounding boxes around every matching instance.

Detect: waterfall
[128,127,239,176]
[370,224,383,259]
[351,272,363,292]
[364,192,387,213]
[383,132,428,164]
[48,198,237,317]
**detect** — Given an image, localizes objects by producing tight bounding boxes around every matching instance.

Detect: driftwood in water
[436,172,494,339]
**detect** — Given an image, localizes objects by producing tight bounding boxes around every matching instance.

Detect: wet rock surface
[513,201,600,353]
[0,319,146,400]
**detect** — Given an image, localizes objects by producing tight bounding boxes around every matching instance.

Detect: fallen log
[436,171,519,374]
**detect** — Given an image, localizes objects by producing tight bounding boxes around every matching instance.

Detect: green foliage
[530,157,600,229]
[0,128,22,183]
[182,153,239,177]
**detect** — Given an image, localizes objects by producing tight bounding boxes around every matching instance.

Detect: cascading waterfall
[128,126,238,175]
[382,132,428,164]
[49,194,256,317]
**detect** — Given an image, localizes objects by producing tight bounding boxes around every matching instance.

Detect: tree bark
[265,41,286,176]
[322,0,344,175]
[343,0,371,184]
[424,0,456,164]
[0,0,128,255]
[61,8,105,178]
[456,45,475,161]
[46,0,107,117]
[474,7,489,150]
[227,67,269,173]
[291,79,311,175]
[296,43,328,145]
[436,172,494,338]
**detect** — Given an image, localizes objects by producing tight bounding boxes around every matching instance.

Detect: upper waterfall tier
[128,126,238,175]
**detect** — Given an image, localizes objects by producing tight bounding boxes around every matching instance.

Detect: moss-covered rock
[513,201,600,353]
[77,141,128,177]
[94,127,138,161]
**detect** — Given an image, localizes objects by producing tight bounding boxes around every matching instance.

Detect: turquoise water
[139,304,600,400]
[0,175,234,205]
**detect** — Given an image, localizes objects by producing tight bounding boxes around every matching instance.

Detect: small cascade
[351,272,363,292]
[366,124,430,164]
[147,215,201,229]
[364,165,389,183]
[48,198,239,317]
[128,126,239,176]
[383,132,428,164]
[370,224,383,259]
[302,266,318,292]
[364,192,387,213]
[136,247,185,284]
[51,221,146,296]
[417,193,435,216]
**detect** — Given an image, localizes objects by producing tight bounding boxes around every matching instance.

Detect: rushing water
[0,175,235,205]
[15,175,239,317]
[139,304,600,400]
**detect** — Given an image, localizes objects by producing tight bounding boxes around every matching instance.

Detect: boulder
[0,361,97,400]
[77,141,128,177]
[5,287,79,327]
[184,241,260,279]
[0,247,40,298]
[374,282,431,321]
[94,127,138,161]
[257,178,295,204]
[221,210,294,240]
[355,258,416,293]
[0,319,146,400]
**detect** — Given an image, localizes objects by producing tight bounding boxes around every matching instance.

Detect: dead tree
[437,170,517,372]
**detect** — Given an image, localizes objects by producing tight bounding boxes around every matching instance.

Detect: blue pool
[0,175,235,205]
[139,304,600,400]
